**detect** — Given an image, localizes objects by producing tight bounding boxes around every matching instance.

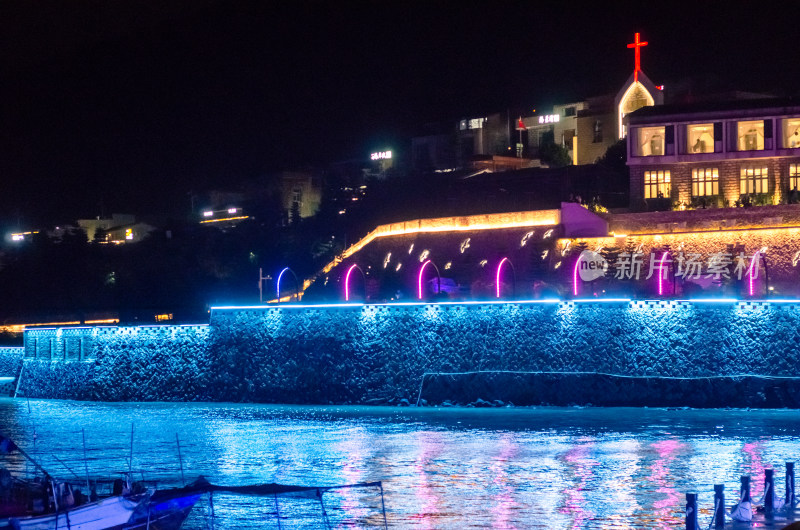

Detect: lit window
[644,170,671,199]
[740,166,769,195]
[636,126,665,156]
[737,120,764,151]
[783,118,800,148]
[691,168,719,197]
[687,123,714,153]
[790,164,800,191]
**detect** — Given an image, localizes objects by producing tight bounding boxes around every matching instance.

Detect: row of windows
[643,164,800,198]
[634,118,800,157]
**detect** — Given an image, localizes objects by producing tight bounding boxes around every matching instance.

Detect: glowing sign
[11,234,24,241]
[627,32,648,82]
[538,114,560,124]
[228,207,238,214]
[370,151,392,160]
[459,118,485,130]
[203,211,213,217]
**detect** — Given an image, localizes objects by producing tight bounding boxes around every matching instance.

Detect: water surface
[1,399,798,528]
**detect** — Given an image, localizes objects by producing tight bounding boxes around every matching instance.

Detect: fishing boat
[0,433,200,530]
[0,478,204,530]
[1,433,388,529]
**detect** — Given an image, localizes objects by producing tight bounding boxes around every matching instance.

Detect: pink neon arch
[572,253,584,297]
[658,251,669,296]
[496,258,509,298]
[747,250,762,297]
[417,260,440,300]
[418,260,431,300]
[344,263,359,302]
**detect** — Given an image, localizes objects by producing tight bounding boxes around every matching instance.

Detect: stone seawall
[17,300,800,407]
[0,347,23,377]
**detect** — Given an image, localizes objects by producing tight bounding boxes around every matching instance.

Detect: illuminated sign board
[538,114,560,124]
[371,151,392,160]
[459,118,485,130]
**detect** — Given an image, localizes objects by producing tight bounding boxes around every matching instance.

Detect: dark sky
[1,1,799,226]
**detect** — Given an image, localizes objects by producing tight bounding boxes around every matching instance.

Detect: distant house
[77,214,155,244]
[280,170,323,223]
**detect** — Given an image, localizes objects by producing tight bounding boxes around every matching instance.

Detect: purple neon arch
[658,251,669,296]
[418,260,431,300]
[344,263,358,302]
[572,253,584,297]
[496,257,509,298]
[747,250,761,297]
[276,267,290,299]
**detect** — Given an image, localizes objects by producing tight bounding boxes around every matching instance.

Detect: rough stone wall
[16,302,800,407]
[19,325,212,401]
[0,347,23,377]
[608,204,800,234]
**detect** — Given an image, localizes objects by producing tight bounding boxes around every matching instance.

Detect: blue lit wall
[17,301,800,407]
[0,347,22,379]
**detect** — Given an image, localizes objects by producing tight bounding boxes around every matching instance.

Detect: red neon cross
[627,32,648,82]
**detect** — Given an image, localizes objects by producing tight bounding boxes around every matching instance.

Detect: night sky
[1,1,799,227]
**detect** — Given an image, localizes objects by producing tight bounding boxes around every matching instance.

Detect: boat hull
[0,495,143,530]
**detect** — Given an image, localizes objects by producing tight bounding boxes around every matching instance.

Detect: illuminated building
[77,214,155,244]
[574,33,663,165]
[199,207,250,227]
[626,98,800,210]
[522,102,587,165]
[279,170,323,223]
[410,33,663,170]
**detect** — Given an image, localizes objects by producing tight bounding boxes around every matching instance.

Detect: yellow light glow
[298,210,558,298]
[0,318,120,333]
[199,216,250,224]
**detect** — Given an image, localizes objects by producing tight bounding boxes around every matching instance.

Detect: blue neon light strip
[210,298,800,311]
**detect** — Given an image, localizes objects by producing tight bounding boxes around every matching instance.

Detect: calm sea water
[0,399,798,528]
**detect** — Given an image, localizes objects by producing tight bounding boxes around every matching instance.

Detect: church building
[574,33,664,165]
